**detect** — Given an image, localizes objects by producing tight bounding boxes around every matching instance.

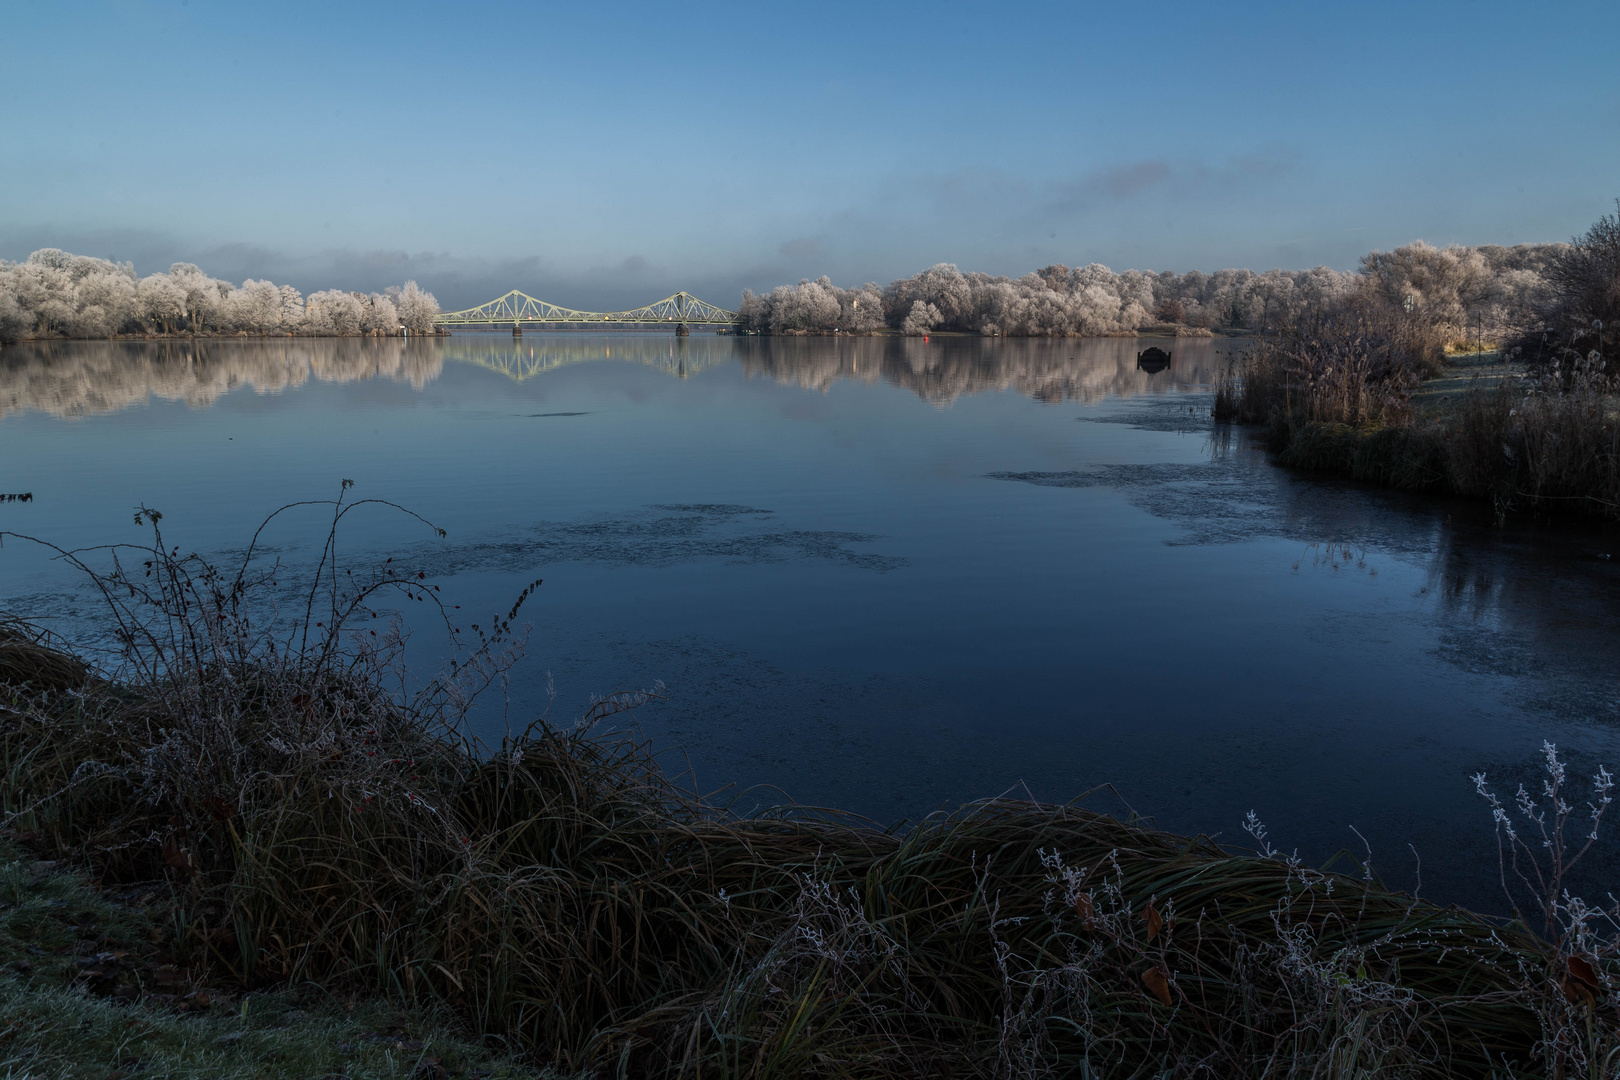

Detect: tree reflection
[1,335,1242,419]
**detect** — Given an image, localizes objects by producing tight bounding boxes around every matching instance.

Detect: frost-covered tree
[137,274,187,334]
[361,294,400,334]
[305,290,366,336]
[885,264,973,328]
[278,285,306,329]
[902,301,942,336]
[0,247,443,340]
[387,281,440,333]
[228,280,285,334]
[738,277,883,334]
[1507,201,1620,364]
[1359,241,1495,334]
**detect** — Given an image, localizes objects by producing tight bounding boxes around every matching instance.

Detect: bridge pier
[512,323,522,337]
[675,323,689,337]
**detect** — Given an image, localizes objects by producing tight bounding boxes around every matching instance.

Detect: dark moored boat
[1136,346,1172,373]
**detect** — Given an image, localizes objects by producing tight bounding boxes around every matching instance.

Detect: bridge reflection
[0,335,1236,420]
[444,338,728,380]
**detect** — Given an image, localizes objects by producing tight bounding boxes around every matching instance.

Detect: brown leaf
[1564,954,1602,1004]
[1141,964,1173,1006]
[1144,901,1162,943]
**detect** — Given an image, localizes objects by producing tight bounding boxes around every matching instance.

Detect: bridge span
[433,290,740,335]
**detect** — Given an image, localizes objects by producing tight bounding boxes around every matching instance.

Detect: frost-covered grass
[0,847,552,1080]
[1215,321,1619,520]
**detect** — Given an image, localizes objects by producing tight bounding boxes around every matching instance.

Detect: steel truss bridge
[433,290,740,331]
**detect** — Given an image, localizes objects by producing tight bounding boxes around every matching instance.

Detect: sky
[2,0,1617,310]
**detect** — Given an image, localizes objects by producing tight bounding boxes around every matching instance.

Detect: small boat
[1136,346,1172,373]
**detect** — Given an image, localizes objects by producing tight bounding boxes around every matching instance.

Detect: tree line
[742,240,1575,346]
[0,249,440,341]
[4,219,1607,352]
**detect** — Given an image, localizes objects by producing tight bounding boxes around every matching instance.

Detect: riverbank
[1,610,1611,1079]
[1216,330,1620,524]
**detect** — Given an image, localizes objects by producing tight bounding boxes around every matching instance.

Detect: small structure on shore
[1136,346,1172,373]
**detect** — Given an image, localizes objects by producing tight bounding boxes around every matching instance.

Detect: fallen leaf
[1141,964,1173,1006]
[1564,954,1602,1004]
[1145,901,1162,943]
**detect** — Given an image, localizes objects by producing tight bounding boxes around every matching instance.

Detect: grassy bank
[0,847,547,1078]
[1213,318,1620,522]
[2,507,1618,1078]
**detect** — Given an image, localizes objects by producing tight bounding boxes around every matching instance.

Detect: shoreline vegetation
[3,500,1620,1077]
[1213,203,1620,523]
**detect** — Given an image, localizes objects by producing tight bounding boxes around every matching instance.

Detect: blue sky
[2,0,1617,309]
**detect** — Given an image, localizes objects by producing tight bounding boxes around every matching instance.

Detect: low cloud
[777,237,826,261]
[1045,148,1297,215]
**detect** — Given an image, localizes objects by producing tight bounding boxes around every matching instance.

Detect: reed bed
[1,503,1615,1077]
[1215,315,1620,520]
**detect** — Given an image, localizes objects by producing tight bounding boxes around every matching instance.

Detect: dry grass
[1,499,1616,1077]
[1444,360,1620,519]
[1217,316,1620,520]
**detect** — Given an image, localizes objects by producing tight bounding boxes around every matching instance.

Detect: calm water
[3,334,1618,911]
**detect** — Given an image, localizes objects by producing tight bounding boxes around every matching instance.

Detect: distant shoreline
[1,325,1236,344]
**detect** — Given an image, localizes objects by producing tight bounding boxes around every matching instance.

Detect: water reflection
[0,338,445,418]
[734,335,1229,404]
[0,334,1237,420]
[1,334,1617,913]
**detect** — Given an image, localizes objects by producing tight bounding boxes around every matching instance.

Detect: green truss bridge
[433,290,740,335]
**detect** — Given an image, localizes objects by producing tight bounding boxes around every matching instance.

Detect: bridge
[433,290,741,335]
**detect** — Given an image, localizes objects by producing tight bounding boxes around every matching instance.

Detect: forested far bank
[743,240,1568,344]
[0,249,440,341]
[0,235,1583,348]
[1212,201,1620,523]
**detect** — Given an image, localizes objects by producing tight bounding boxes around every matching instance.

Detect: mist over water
[2,333,1616,914]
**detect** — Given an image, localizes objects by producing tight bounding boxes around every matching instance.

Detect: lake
[3,333,1617,913]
